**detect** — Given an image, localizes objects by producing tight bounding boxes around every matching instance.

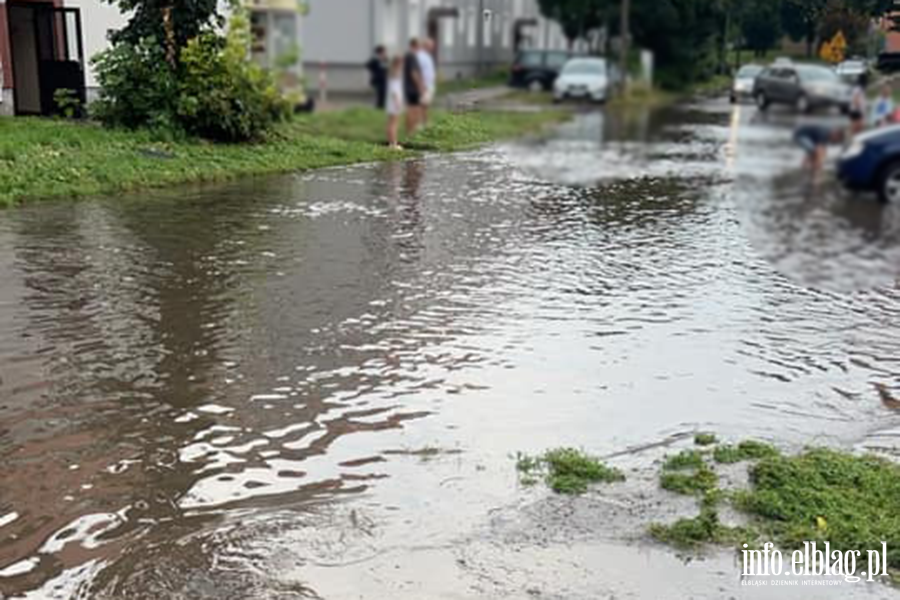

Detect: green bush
[92,10,288,142]
[91,38,180,132]
[177,11,288,141]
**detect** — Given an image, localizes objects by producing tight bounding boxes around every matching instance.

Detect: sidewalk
[314,85,512,113]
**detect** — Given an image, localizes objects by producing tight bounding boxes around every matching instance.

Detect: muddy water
[1,100,900,599]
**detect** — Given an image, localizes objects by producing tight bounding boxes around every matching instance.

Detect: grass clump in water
[734,448,900,570]
[663,449,706,471]
[660,464,718,495]
[516,448,624,495]
[694,432,717,446]
[713,440,778,464]
[659,449,716,495]
[651,441,900,572]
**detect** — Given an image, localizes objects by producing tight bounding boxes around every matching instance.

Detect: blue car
[838,125,900,203]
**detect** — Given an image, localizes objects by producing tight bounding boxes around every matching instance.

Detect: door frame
[7,1,84,115]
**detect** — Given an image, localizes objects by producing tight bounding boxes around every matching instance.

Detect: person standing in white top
[416,38,437,127]
[386,56,405,150]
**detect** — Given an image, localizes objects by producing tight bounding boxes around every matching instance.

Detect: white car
[835,60,867,84]
[553,58,609,103]
[730,64,764,103]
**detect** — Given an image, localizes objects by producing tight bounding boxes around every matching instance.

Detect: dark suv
[509,50,581,91]
[752,63,851,114]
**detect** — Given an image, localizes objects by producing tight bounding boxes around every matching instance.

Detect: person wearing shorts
[404,39,425,135]
[793,124,843,172]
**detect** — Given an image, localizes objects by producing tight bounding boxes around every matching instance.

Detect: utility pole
[619,0,630,95]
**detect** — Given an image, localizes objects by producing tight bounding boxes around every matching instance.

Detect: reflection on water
[1,100,899,598]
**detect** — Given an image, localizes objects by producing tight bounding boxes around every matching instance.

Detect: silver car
[753,63,851,114]
[835,59,867,84]
[553,58,609,103]
[730,64,764,103]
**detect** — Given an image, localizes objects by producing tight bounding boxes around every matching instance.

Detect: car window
[737,65,763,78]
[562,59,606,75]
[546,52,570,68]
[518,51,542,67]
[778,68,797,80]
[797,65,838,82]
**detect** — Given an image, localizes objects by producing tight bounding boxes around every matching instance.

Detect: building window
[468,7,476,47]
[443,17,455,48]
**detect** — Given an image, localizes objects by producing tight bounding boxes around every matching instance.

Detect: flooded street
[2,99,900,599]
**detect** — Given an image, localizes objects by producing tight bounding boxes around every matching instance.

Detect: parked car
[835,59,867,84]
[753,63,851,114]
[553,57,610,103]
[838,125,900,204]
[730,64,764,103]
[509,50,582,91]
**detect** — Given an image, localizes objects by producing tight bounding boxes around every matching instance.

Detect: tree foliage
[106,0,221,55]
[740,0,783,56]
[629,0,724,88]
[536,0,612,45]
[93,8,289,141]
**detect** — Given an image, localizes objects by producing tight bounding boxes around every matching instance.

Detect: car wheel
[528,79,543,93]
[878,160,900,204]
[756,92,769,111]
[796,94,810,114]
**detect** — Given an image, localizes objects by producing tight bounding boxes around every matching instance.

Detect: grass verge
[0,106,567,206]
[517,448,625,495]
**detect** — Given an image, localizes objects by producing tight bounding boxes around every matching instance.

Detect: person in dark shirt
[366,46,388,110]
[793,123,845,172]
[403,38,425,135]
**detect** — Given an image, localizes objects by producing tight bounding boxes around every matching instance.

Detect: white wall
[66,0,128,88]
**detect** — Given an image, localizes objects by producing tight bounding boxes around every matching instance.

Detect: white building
[302,0,574,93]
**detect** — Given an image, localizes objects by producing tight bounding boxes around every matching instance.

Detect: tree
[107,0,222,56]
[818,0,870,55]
[740,0,783,57]
[629,0,725,88]
[782,0,827,57]
[536,0,611,47]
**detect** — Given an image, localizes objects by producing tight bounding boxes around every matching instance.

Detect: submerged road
[1,98,900,599]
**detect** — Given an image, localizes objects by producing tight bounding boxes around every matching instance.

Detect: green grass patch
[663,449,706,471]
[438,70,509,96]
[0,107,567,206]
[713,440,779,464]
[516,448,625,495]
[694,432,718,446]
[734,448,900,570]
[650,505,757,549]
[660,464,718,495]
[651,440,900,574]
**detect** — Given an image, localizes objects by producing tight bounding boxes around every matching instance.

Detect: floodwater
[1,99,900,599]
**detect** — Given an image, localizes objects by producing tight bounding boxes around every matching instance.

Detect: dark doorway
[8,2,84,115]
[426,7,459,66]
